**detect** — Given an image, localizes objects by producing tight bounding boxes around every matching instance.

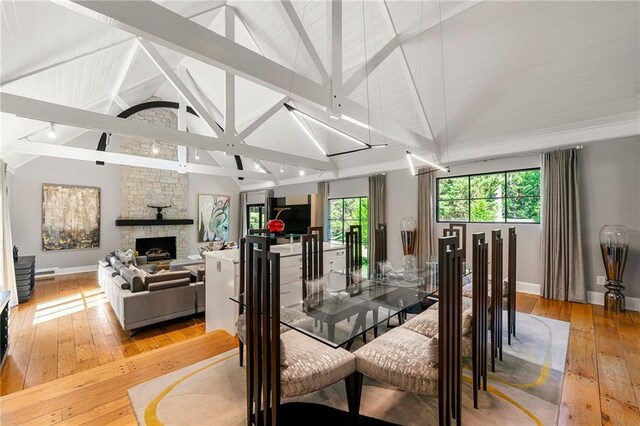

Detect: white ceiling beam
[61,0,434,154]
[181,66,278,184]
[378,1,434,141]
[0,93,337,172]
[234,98,287,143]
[276,0,329,85]
[108,40,139,112]
[342,0,482,97]
[137,38,223,138]
[60,1,331,108]
[2,140,273,180]
[330,0,343,115]
[1,3,227,88]
[224,6,235,139]
[342,36,398,96]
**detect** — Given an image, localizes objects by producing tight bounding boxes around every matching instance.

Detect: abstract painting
[42,184,100,251]
[198,194,230,242]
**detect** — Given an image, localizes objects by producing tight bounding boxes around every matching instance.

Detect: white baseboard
[516,281,540,295]
[587,291,640,311]
[35,265,98,276]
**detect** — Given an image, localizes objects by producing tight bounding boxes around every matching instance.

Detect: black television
[268,200,311,235]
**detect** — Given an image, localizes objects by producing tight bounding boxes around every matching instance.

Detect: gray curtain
[416,168,436,265]
[316,182,329,240]
[1,160,18,308]
[541,148,586,302]
[238,192,248,240]
[368,174,387,264]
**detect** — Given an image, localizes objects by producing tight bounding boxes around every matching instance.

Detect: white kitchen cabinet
[204,242,345,335]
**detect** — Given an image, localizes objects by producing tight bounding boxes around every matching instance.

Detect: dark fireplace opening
[136,236,177,262]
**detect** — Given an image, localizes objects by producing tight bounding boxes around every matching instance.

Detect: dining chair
[471,232,489,408]
[353,235,464,426]
[490,229,504,372]
[242,235,360,425]
[443,223,467,260]
[506,227,517,345]
[372,223,388,275]
[345,225,363,274]
[301,229,323,301]
[236,237,314,367]
[248,228,270,236]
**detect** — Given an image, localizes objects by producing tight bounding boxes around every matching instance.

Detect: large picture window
[437,169,540,223]
[328,197,368,262]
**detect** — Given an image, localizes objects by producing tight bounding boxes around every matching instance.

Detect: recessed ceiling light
[47,122,57,140]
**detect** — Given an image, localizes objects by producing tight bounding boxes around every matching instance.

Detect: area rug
[129,312,569,425]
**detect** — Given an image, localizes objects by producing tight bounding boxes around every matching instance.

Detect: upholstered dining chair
[236,236,314,367]
[352,235,465,425]
[242,235,360,425]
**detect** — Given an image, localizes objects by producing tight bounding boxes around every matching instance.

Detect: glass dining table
[231,256,474,349]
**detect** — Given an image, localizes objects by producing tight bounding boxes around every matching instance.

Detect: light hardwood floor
[0,272,207,395]
[1,273,639,425]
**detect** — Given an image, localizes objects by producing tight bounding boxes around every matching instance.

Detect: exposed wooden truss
[2,140,273,180]
[59,0,437,155]
[0,92,336,172]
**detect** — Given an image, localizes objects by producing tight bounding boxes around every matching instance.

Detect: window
[328,197,368,263]
[437,169,540,223]
[247,204,265,230]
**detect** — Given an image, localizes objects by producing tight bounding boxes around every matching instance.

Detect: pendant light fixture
[406,151,449,174]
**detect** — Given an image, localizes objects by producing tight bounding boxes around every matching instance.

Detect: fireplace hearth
[136,236,177,262]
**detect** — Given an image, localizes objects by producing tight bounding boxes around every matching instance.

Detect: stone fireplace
[119,98,189,258]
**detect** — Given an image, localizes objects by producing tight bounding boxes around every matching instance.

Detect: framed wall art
[42,184,101,251]
[198,194,230,242]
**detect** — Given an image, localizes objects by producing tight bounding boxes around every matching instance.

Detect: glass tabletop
[230,257,476,348]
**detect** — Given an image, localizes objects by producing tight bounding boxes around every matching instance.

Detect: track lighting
[195,147,200,160]
[406,151,449,175]
[47,122,57,140]
[152,140,159,155]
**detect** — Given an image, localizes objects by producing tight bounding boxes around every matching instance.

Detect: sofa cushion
[113,275,130,290]
[104,266,117,277]
[98,258,110,268]
[148,278,190,291]
[108,256,118,268]
[120,267,145,293]
[113,260,125,274]
[140,264,158,274]
[145,270,190,286]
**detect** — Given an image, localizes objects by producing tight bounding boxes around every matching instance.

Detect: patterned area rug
[129,312,569,425]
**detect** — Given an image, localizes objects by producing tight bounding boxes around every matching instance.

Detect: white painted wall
[580,136,640,298]
[10,155,122,269]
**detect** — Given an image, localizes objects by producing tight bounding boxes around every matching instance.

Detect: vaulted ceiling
[1,1,638,189]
